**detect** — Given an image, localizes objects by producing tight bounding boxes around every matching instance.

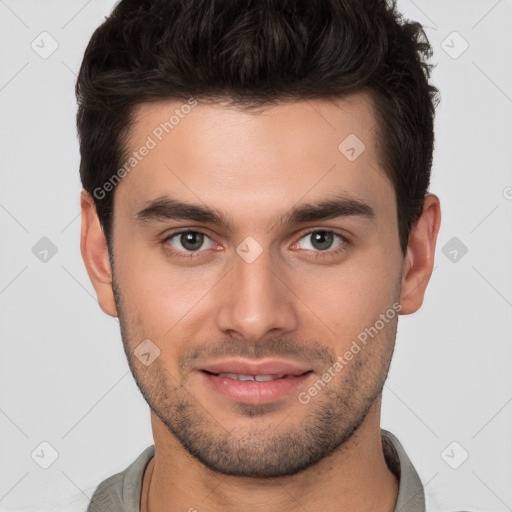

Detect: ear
[399,193,441,315]
[80,190,118,317]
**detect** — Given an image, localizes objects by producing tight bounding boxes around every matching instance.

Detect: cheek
[302,250,398,343]
[114,246,220,343]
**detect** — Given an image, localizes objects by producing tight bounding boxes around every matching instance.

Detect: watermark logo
[31,441,59,469]
[236,236,263,263]
[338,134,366,162]
[31,31,59,59]
[442,236,468,263]
[441,31,469,60]
[134,338,161,366]
[441,441,469,469]
[32,237,58,263]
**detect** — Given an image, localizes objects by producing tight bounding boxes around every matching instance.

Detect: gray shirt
[87,429,425,511]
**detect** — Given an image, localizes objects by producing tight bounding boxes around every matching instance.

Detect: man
[77,0,441,510]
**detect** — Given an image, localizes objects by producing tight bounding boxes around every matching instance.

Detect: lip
[198,358,312,377]
[196,358,313,405]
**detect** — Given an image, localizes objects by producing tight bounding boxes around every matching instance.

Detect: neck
[141,400,398,512]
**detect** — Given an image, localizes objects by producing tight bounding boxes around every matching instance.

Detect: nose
[214,244,298,344]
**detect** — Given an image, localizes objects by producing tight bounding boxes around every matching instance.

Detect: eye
[293,230,347,254]
[164,230,216,254]
[162,229,348,259]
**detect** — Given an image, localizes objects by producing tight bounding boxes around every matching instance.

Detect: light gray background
[1,0,511,510]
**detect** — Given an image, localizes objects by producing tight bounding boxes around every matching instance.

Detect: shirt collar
[382,429,426,512]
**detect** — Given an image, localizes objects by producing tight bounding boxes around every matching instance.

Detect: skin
[80,92,441,512]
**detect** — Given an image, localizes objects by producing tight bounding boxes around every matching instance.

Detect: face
[107,93,406,477]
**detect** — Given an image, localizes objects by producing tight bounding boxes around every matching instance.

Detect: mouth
[196,359,314,405]
[203,371,306,382]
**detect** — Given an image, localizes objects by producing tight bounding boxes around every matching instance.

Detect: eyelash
[161,229,350,259]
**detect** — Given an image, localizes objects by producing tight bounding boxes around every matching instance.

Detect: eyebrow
[135,194,375,231]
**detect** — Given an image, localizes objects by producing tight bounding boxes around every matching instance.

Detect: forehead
[115,93,395,229]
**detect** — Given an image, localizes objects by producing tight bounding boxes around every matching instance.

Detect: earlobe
[399,193,441,315]
[80,190,118,317]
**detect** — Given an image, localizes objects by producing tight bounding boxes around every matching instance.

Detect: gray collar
[382,429,426,511]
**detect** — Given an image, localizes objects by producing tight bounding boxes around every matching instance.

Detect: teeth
[238,374,256,381]
[217,373,285,381]
[255,375,279,382]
